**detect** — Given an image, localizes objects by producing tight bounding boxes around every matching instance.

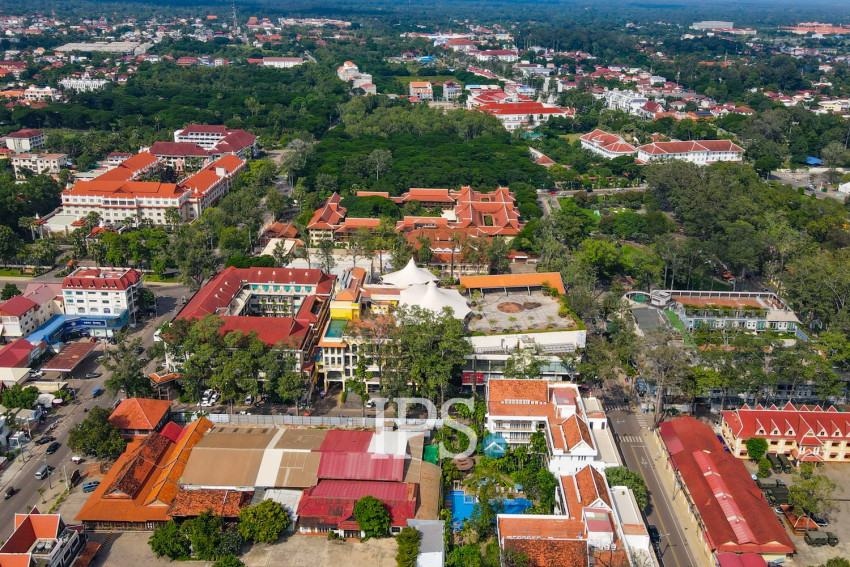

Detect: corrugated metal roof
[318,430,373,453]
[317,453,405,482]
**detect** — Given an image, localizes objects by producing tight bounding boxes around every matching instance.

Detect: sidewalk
[643,428,712,566]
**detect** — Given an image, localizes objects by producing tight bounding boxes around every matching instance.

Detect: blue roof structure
[806,156,824,165]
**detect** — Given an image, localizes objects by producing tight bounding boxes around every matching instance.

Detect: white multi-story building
[0,283,63,340]
[23,85,61,101]
[486,379,620,475]
[172,124,257,157]
[262,56,304,68]
[603,89,648,114]
[10,153,67,178]
[4,129,45,153]
[579,129,637,159]
[62,267,143,321]
[477,101,573,131]
[59,73,110,92]
[635,140,744,165]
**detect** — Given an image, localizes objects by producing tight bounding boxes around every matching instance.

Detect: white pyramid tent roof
[399,281,471,320]
[382,258,438,287]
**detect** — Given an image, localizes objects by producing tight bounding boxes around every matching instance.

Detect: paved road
[0,283,187,541]
[600,381,699,567]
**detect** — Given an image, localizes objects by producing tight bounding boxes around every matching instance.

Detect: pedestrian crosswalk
[635,414,650,428]
[615,434,643,444]
[603,403,630,412]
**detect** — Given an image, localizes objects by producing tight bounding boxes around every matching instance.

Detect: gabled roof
[307,192,346,230]
[108,398,171,432]
[0,295,38,317]
[502,538,588,567]
[0,338,39,368]
[317,452,405,482]
[149,141,210,157]
[659,417,794,555]
[167,489,253,518]
[5,128,43,139]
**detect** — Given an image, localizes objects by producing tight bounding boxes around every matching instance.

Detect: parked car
[133,347,145,355]
[31,370,44,378]
[45,442,60,455]
[71,456,83,464]
[35,435,55,446]
[82,481,100,493]
[365,398,376,409]
[647,525,661,544]
[85,372,101,378]
[244,394,254,406]
[92,387,104,398]
[805,531,830,547]
[200,399,213,407]
[4,486,14,499]
[810,514,829,527]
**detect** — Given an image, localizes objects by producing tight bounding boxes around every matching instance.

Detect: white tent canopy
[382,258,438,287]
[399,281,471,320]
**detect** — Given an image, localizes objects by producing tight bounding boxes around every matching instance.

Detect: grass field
[0,268,33,277]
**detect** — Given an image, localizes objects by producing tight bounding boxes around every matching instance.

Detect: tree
[604,467,648,510]
[266,186,287,221]
[639,330,689,427]
[164,207,182,230]
[149,520,190,560]
[395,526,421,567]
[103,336,152,397]
[447,544,482,567]
[182,510,222,561]
[0,225,22,266]
[68,406,126,459]
[0,384,39,409]
[1,282,21,300]
[754,156,781,178]
[317,238,336,273]
[502,349,543,380]
[216,529,243,557]
[486,236,511,274]
[353,495,391,539]
[789,462,839,525]
[367,149,393,180]
[757,458,771,479]
[237,499,291,543]
[745,437,768,462]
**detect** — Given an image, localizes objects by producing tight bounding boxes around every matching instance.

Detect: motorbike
[4,487,14,500]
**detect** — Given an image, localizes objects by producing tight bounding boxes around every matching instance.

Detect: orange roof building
[0,507,87,567]
[459,272,566,295]
[108,398,172,437]
[60,152,246,226]
[75,417,213,531]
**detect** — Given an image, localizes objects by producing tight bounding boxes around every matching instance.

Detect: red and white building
[721,403,850,464]
[471,49,519,62]
[486,379,619,475]
[261,56,304,68]
[59,152,246,224]
[579,129,637,159]
[408,81,434,100]
[10,152,67,179]
[635,140,744,165]
[62,267,143,320]
[0,507,87,567]
[477,102,574,131]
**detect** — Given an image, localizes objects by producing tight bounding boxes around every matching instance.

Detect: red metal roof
[659,417,795,556]
[297,480,417,528]
[62,268,141,291]
[5,128,43,139]
[317,452,405,482]
[0,338,39,368]
[41,341,97,373]
[318,430,374,453]
[149,141,210,157]
[0,295,38,317]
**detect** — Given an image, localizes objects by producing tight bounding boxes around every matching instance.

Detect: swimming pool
[446,490,533,531]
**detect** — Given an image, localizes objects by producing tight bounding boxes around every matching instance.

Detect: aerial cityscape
[2,0,850,566]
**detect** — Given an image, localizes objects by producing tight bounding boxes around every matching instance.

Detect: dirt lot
[89,532,398,567]
[241,535,398,567]
[743,461,850,566]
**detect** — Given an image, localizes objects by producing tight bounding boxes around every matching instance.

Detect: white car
[244,394,254,406]
[210,392,220,403]
[200,398,212,407]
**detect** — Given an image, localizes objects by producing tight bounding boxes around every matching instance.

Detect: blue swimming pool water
[446,490,533,531]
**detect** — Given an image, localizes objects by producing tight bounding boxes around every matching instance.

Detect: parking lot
[744,461,850,565]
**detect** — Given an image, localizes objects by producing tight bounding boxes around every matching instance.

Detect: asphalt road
[600,381,699,567]
[0,281,188,541]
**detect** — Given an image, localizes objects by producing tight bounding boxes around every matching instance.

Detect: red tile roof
[167,489,253,518]
[62,268,141,291]
[659,417,795,556]
[479,102,569,115]
[502,538,588,567]
[0,295,38,317]
[307,192,346,230]
[149,141,210,157]
[108,398,171,432]
[5,128,43,139]
[218,316,309,348]
[0,338,39,368]
[637,140,744,156]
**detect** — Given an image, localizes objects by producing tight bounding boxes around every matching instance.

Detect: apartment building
[0,508,87,567]
[59,73,109,92]
[172,125,258,158]
[10,152,66,178]
[477,101,573,131]
[262,56,304,68]
[23,85,60,101]
[408,81,434,100]
[0,283,63,341]
[62,267,143,321]
[4,128,44,153]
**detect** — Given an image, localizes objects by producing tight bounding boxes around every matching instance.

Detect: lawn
[142,274,180,283]
[395,75,460,85]
[664,310,695,347]
[0,268,34,277]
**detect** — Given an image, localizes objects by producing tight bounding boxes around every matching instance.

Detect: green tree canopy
[604,466,648,510]
[745,437,768,462]
[0,384,39,409]
[149,520,190,560]
[237,499,291,543]
[67,406,126,460]
[353,495,391,539]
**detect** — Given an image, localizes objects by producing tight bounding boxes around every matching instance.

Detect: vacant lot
[241,535,398,567]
